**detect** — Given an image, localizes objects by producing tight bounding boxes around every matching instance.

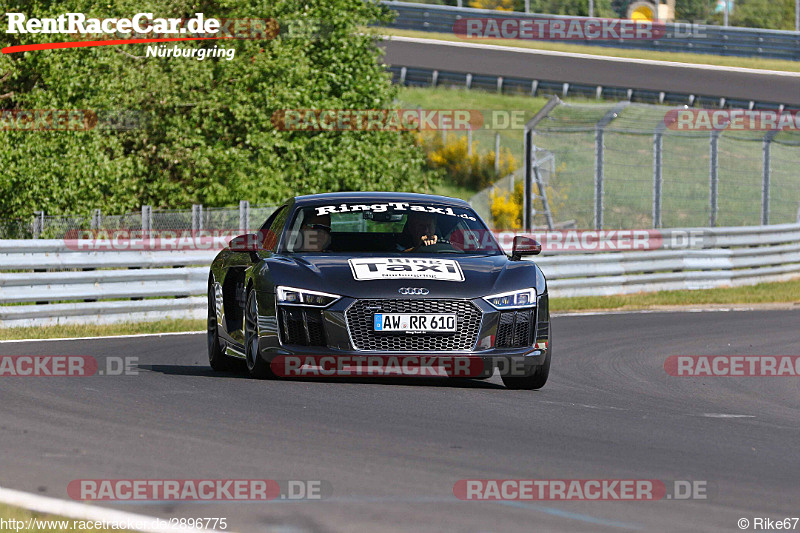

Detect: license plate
[373,313,457,333]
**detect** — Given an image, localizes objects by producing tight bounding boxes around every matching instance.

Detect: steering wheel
[414,240,463,253]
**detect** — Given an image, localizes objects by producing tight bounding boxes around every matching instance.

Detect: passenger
[298,213,331,252]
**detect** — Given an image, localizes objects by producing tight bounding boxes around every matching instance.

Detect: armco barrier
[1,222,799,328]
[382,1,800,61]
[0,240,217,328]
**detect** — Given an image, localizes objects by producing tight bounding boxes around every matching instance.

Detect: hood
[262,253,539,299]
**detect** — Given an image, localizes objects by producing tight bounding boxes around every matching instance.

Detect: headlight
[276,286,340,307]
[483,288,536,309]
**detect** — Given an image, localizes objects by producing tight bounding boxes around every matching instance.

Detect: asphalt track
[380,37,800,106]
[1,310,799,532]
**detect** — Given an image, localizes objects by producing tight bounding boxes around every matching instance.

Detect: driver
[297,213,331,252]
[398,212,438,252]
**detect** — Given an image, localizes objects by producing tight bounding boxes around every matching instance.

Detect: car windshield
[282,201,503,255]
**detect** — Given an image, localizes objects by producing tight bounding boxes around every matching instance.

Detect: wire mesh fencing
[520,100,800,230]
[1,202,277,239]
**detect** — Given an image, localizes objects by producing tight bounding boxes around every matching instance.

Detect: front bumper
[255,292,551,372]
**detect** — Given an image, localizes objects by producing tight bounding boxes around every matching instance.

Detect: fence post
[142,205,152,233]
[594,102,629,230]
[594,127,604,230]
[239,200,250,233]
[33,211,44,239]
[494,132,501,176]
[652,124,665,229]
[709,130,720,227]
[762,137,771,225]
[522,96,561,230]
[762,127,781,225]
[192,204,203,232]
[533,157,555,230]
[91,209,101,230]
[523,127,534,230]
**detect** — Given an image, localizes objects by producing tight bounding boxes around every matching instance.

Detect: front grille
[346,299,481,351]
[280,307,326,346]
[495,309,536,348]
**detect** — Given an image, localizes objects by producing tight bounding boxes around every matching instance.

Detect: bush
[0,0,435,219]
[418,132,517,191]
[489,165,569,229]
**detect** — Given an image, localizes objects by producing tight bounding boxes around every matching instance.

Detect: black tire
[500,348,550,390]
[244,289,275,379]
[208,282,234,371]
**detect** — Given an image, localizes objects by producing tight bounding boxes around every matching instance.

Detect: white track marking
[0,486,227,533]
[384,35,800,78]
[0,331,203,344]
[699,413,756,418]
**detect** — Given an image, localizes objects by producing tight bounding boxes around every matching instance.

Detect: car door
[220,204,289,343]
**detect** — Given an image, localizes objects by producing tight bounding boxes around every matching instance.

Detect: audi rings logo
[398,287,429,295]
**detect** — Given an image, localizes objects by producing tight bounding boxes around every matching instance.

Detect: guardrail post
[709,131,720,227]
[239,200,250,232]
[32,211,44,239]
[652,126,664,228]
[141,205,152,233]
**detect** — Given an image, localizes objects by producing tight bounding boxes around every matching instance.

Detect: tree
[0,0,434,220]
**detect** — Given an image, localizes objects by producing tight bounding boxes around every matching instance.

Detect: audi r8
[207,192,550,389]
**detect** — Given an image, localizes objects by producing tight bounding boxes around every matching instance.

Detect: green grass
[398,86,550,200]
[0,318,205,341]
[399,85,800,228]
[550,278,800,312]
[381,28,800,73]
[429,181,480,201]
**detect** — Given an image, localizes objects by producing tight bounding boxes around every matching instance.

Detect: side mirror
[511,236,541,260]
[229,233,262,252]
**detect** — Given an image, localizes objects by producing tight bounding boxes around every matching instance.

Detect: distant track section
[380,36,800,107]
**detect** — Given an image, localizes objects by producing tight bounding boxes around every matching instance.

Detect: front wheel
[208,282,233,371]
[501,348,550,390]
[244,290,275,379]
